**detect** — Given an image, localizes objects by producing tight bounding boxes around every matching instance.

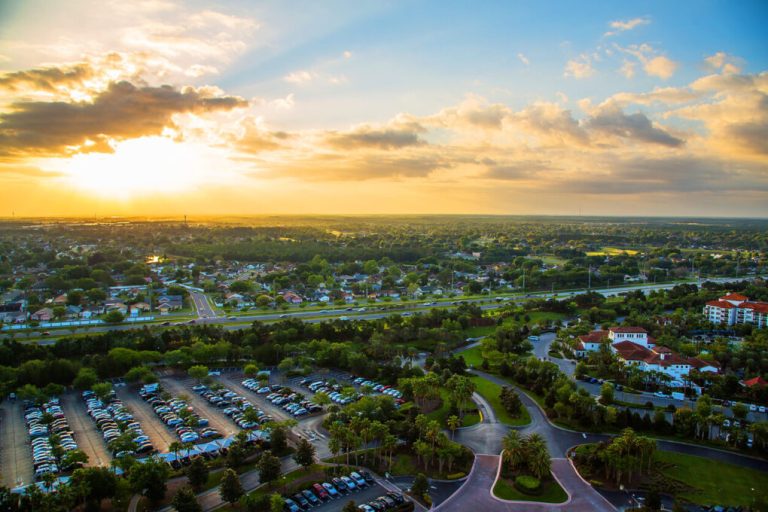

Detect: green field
[493,475,568,503]
[470,375,530,426]
[585,246,639,256]
[655,450,768,507]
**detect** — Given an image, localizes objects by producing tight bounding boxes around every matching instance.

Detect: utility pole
[588,266,592,289]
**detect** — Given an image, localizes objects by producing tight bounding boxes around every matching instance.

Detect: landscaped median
[491,449,568,504]
[469,375,531,426]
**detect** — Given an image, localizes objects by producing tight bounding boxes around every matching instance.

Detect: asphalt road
[16,275,763,341]
[116,386,175,453]
[61,392,112,467]
[0,401,33,488]
[189,290,217,319]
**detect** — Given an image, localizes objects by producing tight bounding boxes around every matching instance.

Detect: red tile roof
[742,376,768,388]
[743,302,768,314]
[612,340,652,361]
[721,293,749,301]
[609,326,648,334]
[705,300,734,309]
[578,330,609,344]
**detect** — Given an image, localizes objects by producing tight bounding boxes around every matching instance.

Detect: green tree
[269,426,287,454]
[188,365,209,383]
[186,457,209,492]
[342,500,358,512]
[243,364,259,377]
[293,438,316,471]
[104,310,124,323]
[219,469,244,505]
[270,493,285,512]
[92,381,113,402]
[600,382,614,405]
[129,457,170,502]
[447,415,460,440]
[411,473,428,499]
[70,467,118,511]
[73,367,99,390]
[258,451,281,486]
[172,486,202,512]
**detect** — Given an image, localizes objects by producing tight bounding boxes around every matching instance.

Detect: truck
[671,391,686,401]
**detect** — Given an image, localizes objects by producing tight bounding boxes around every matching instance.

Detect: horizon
[1,1,767,217]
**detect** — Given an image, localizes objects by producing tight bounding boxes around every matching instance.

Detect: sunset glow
[0,1,766,216]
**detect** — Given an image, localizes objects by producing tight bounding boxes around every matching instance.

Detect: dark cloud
[726,121,768,156]
[261,153,447,181]
[0,80,247,158]
[563,156,768,194]
[325,126,424,150]
[586,105,684,146]
[0,63,95,92]
[482,159,553,180]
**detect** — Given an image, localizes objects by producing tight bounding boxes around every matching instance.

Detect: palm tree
[501,430,525,472]
[447,415,460,440]
[169,441,183,462]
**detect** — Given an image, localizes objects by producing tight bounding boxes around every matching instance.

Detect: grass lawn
[585,247,639,257]
[493,476,568,503]
[426,389,480,428]
[463,325,496,338]
[470,375,530,426]
[655,450,768,507]
[457,345,484,367]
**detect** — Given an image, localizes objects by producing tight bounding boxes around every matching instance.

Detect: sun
[50,137,223,199]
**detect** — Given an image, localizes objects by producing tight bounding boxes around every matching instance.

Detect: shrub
[446,472,466,480]
[514,475,541,495]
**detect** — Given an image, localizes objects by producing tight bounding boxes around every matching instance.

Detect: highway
[13,275,763,342]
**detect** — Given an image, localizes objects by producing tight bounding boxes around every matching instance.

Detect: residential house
[0,302,27,324]
[31,308,54,322]
[281,291,303,304]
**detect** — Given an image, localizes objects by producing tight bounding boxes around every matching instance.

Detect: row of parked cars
[351,377,404,401]
[83,389,154,456]
[139,384,218,444]
[26,399,78,479]
[302,379,358,405]
[193,383,270,429]
[243,379,323,417]
[283,470,406,511]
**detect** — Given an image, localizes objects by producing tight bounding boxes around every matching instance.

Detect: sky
[0,0,767,217]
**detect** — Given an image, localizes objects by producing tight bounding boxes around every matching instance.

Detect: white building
[704,293,768,328]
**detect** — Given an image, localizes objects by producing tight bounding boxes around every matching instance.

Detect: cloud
[704,52,743,75]
[0,63,95,92]
[482,159,553,180]
[644,56,678,80]
[586,104,684,146]
[604,17,650,37]
[564,54,594,79]
[343,50,353,59]
[0,80,247,158]
[619,60,636,78]
[617,44,678,80]
[514,102,589,145]
[427,95,512,130]
[284,70,315,84]
[263,152,448,181]
[517,53,530,66]
[325,125,425,150]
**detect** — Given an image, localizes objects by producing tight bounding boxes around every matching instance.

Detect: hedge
[514,475,541,495]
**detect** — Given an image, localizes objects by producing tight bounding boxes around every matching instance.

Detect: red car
[312,483,330,500]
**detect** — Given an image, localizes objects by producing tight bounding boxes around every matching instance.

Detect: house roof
[721,293,749,301]
[743,302,768,314]
[609,326,648,334]
[705,300,734,309]
[742,376,768,388]
[612,340,652,361]
[578,330,609,344]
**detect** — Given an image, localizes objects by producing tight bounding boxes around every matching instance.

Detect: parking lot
[0,401,33,488]
[61,393,111,467]
[116,386,175,453]
[218,373,296,424]
[313,482,394,512]
[158,376,240,439]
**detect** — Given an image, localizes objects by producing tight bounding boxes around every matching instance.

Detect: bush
[446,472,466,480]
[514,475,541,495]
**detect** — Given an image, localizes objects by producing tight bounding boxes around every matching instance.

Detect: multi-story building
[703,293,768,328]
